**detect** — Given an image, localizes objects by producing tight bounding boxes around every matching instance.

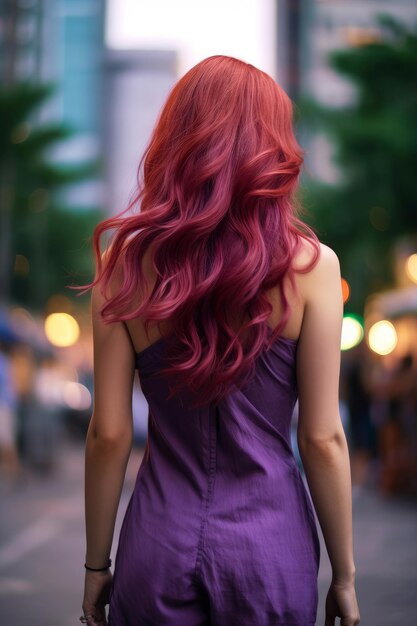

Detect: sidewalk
[0,439,416,625]
[316,480,417,625]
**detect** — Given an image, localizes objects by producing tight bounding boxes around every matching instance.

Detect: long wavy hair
[71,55,320,407]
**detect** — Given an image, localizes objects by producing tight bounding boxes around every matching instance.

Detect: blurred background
[1,1,417,624]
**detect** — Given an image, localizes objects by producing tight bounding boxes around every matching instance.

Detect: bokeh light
[405,253,417,284]
[62,382,92,410]
[10,121,31,144]
[9,306,37,337]
[368,320,398,355]
[341,278,350,304]
[46,294,74,314]
[44,312,80,347]
[14,254,30,275]
[341,314,364,351]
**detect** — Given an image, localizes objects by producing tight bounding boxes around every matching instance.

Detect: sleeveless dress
[108,328,321,626]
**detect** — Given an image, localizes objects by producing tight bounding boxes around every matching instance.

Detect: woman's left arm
[82,278,136,624]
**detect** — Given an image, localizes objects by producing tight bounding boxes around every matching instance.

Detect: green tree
[301,14,417,313]
[0,82,103,310]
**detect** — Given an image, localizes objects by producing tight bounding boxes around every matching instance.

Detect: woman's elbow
[87,418,133,448]
[297,425,347,455]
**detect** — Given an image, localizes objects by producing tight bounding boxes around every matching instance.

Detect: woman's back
[106,241,335,626]
[122,238,313,354]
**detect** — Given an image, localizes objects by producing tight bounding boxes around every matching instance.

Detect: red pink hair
[72,55,320,407]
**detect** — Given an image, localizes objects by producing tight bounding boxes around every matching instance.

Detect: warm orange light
[405,254,417,284]
[341,278,350,304]
[44,312,80,347]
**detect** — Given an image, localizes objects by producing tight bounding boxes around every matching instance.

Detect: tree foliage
[301,14,417,312]
[0,82,103,310]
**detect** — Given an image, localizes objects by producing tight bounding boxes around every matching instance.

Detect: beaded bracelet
[84,558,112,571]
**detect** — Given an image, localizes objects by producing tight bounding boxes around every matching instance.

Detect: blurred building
[51,0,105,210]
[103,0,277,217]
[103,49,177,218]
[0,0,106,211]
[293,0,417,183]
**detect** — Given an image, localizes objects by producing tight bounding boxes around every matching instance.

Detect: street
[0,437,416,626]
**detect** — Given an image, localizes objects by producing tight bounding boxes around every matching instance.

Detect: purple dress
[108,329,320,625]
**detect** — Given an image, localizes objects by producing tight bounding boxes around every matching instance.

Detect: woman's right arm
[295,243,360,626]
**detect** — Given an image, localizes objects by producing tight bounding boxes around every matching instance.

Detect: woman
[75,55,360,626]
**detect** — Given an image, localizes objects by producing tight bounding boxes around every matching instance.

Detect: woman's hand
[81,569,113,625]
[325,579,360,626]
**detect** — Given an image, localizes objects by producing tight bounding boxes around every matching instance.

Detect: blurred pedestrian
[29,353,65,473]
[344,343,377,487]
[74,56,359,626]
[0,339,22,481]
[10,342,37,467]
[378,354,415,495]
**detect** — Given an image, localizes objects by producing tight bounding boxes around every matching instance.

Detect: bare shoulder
[320,242,339,262]
[317,241,340,266]
[292,239,341,304]
[293,238,339,271]
[313,242,340,277]
[293,238,338,272]
[292,236,318,271]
